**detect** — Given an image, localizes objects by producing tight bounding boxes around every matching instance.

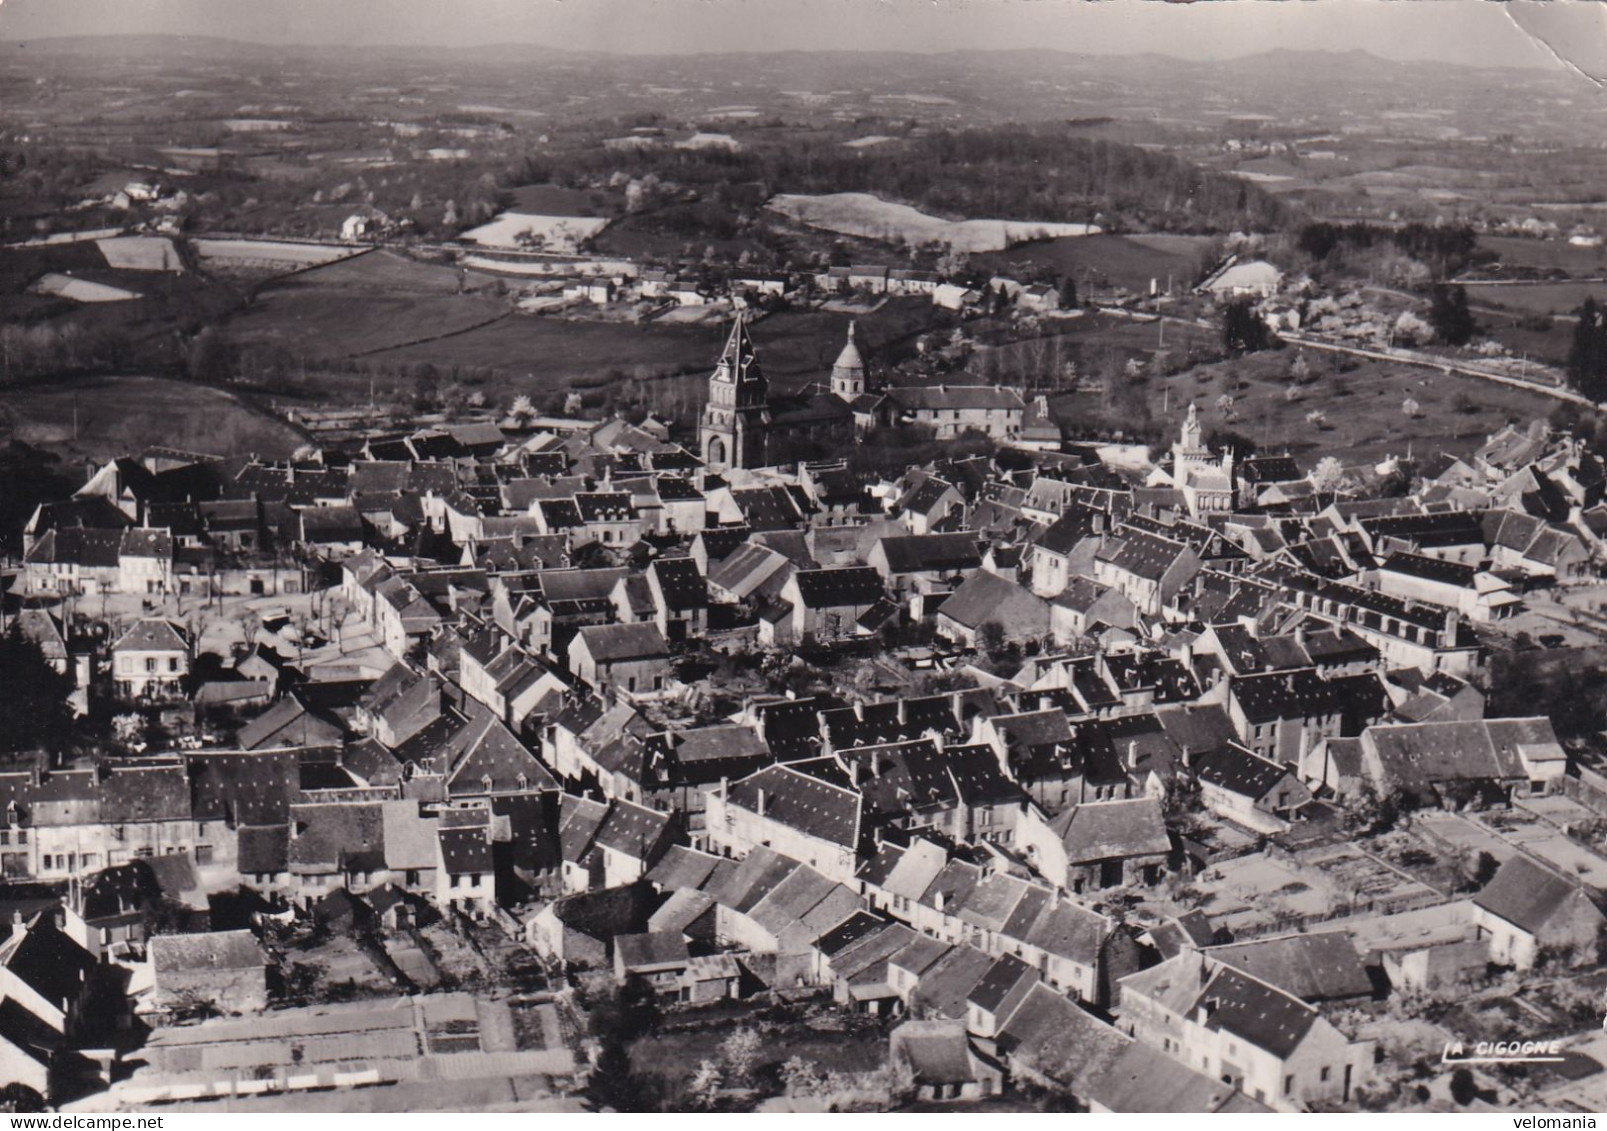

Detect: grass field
[0,375,308,462]
[1125,347,1562,466]
[227,290,511,357]
[1469,281,1607,317]
[973,233,1210,295]
[360,297,954,399]
[767,192,1098,252]
[271,248,504,294]
[1479,235,1607,277]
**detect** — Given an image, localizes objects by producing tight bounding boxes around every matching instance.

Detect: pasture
[972,233,1211,295]
[1479,235,1607,277]
[0,375,308,462]
[1468,281,1607,317]
[1131,346,1561,466]
[766,192,1099,252]
[226,289,510,358]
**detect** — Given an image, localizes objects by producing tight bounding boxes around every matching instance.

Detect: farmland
[971,232,1214,296]
[766,193,1099,253]
[0,374,308,462]
[222,249,514,358]
[227,289,511,359]
[1467,282,1607,318]
[460,211,615,251]
[1124,342,1560,466]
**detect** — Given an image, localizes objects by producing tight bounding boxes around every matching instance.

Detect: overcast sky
[0,0,1588,69]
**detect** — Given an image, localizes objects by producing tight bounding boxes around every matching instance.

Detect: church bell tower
[700,314,769,470]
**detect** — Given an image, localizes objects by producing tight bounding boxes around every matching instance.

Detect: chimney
[1093,512,1106,535]
[756,787,767,817]
[849,759,860,787]
[1180,641,1194,669]
[719,776,729,800]
[854,701,865,722]
[1294,622,1309,650]
[897,699,908,725]
[1443,608,1458,640]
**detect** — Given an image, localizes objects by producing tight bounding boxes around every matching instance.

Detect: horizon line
[0,32,1554,70]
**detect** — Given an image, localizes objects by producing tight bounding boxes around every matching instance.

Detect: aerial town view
[0,0,1605,1117]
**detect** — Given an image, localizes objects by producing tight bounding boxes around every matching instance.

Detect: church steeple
[700,313,770,470]
[830,320,866,401]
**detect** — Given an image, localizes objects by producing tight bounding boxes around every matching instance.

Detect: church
[1150,402,1236,517]
[699,316,872,471]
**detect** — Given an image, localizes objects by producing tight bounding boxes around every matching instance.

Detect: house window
[168,657,179,673]
[450,875,461,888]
[1285,1075,1294,1095]
[1320,1067,1331,1083]
[195,845,213,866]
[145,658,158,673]
[406,870,421,886]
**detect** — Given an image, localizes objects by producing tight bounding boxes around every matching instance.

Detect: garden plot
[1191,843,1441,936]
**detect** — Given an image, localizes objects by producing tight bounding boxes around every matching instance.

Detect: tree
[720,1027,763,1083]
[780,1056,820,1097]
[1220,298,1271,355]
[689,1059,724,1109]
[976,620,1007,657]
[1428,284,1475,346]
[1402,396,1421,418]
[1310,455,1347,497]
[1568,297,1607,401]
[0,1084,45,1113]
[1059,275,1078,308]
[509,394,535,424]
[0,623,73,760]
[112,712,147,747]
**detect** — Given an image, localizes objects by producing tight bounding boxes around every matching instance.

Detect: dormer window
[481,774,493,793]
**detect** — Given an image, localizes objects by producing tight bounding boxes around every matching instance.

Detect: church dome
[832,321,865,373]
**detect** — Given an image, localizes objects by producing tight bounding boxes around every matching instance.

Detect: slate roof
[573,621,670,663]
[890,1020,976,1086]
[792,566,885,609]
[1197,965,1318,1059]
[151,929,264,974]
[288,802,386,875]
[111,618,189,654]
[1364,717,1560,788]
[438,825,493,875]
[1054,797,1170,864]
[727,763,861,849]
[1082,1041,1266,1113]
[1473,854,1603,937]
[649,556,708,611]
[616,931,690,971]
[876,533,983,575]
[1206,931,1373,1003]
[998,983,1129,1092]
[1195,744,1291,801]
